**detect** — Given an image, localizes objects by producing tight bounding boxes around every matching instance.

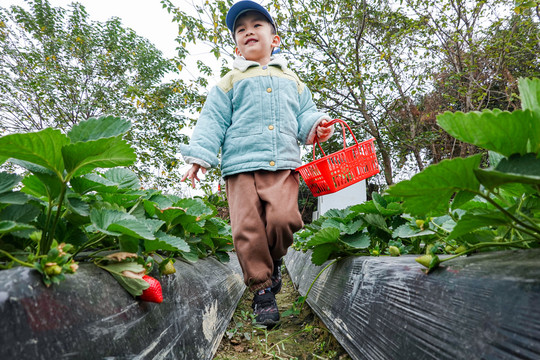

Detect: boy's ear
[272,34,281,48]
[235,47,242,57]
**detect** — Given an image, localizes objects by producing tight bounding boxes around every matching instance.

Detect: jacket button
[266,87,272,93]
[269,161,275,166]
[268,125,274,130]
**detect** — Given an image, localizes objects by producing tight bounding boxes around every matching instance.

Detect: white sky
[2,0,229,84]
[3,0,179,57]
[1,0,220,193]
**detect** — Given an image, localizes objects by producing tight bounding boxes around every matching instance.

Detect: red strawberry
[140,275,163,303]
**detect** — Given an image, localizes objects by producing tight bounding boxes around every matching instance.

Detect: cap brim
[226,1,275,32]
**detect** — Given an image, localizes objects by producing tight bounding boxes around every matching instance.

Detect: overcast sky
[4,0,179,57]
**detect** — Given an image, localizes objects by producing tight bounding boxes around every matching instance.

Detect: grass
[213,267,352,360]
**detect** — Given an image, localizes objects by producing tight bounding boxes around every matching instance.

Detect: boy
[180,0,333,326]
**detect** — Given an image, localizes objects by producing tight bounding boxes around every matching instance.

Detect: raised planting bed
[0,254,245,360]
[285,248,540,360]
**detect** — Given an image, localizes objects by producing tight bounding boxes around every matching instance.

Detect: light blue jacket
[180,55,330,177]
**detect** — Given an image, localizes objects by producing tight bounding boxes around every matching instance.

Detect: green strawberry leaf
[451,190,477,210]
[67,116,132,142]
[70,173,119,194]
[431,215,457,233]
[363,213,391,233]
[321,218,363,235]
[119,236,139,253]
[448,210,510,240]
[0,220,35,234]
[321,218,345,229]
[89,209,127,236]
[181,216,206,234]
[518,77,540,112]
[392,224,435,238]
[103,168,140,189]
[437,109,538,157]
[144,194,175,216]
[90,209,155,239]
[142,219,166,234]
[176,197,215,218]
[179,250,199,263]
[145,231,190,252]
[154,207,187,227]
[22,172,63,201]
[341,219,364,235]
[0,128,69,176]
[63,137,136,177]
[385,154,482,216]
[350,201,379,214]
[324,207,356,221]
[488,151,505,168]
[341,233,370,249]
[372,192,387,208]
[0,204,40,223]
[474,153,540,189]
[100,192,143,208]
[64,196,90,217]
[310,243,336,266]
[0,192,30,205]
[108,219,155,240]
[109,273,149,297]
[215,251,230,263]
[0,173,22,193]
[306,227,340,246]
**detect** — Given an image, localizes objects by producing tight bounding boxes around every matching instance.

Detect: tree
[0,0,203,191]
[408,0,540,161]
[162,0,539,186]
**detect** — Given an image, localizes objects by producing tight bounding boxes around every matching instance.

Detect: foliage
[409,0,540,163]
[386,77,540,271]
[0,116,232,288]
[0,0,203,191]
[295,78,539,272]
[161,0,539,186]
[293,193,412,265]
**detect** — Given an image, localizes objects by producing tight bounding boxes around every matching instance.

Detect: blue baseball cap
[226,1,276,34]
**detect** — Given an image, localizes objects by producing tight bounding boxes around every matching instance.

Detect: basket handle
[313,119,359,159]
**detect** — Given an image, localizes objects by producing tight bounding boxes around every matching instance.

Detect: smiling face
[233,11,280,65]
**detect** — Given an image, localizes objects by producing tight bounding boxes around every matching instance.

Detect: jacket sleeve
[179,86,232,168]
[296,86,332,145]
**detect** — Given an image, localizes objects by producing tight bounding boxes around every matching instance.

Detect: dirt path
[213,267,352,360]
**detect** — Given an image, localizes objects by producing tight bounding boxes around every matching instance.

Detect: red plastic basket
[296,119,379,197]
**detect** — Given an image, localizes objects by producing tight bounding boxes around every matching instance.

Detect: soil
[213,267,352,360]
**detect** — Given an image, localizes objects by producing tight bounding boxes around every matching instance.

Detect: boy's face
[234,11,280,65]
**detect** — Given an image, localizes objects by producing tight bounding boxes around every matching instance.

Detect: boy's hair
[226,0,277,42]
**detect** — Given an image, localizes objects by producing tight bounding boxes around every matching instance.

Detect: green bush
[295,78,540,272]
[0,116,232,288]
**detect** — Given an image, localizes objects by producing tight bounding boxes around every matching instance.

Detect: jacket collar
[233,55,288,72]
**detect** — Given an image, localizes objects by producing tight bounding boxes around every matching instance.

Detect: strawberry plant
[0,116,232,295]
[294,77,539,274]
[293,193,413,265]
[386,77,540,271]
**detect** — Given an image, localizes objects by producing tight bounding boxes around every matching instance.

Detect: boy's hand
[316,120,333,142]
[181,164,207,188]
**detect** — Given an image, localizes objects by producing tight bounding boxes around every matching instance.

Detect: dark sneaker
[271,259,282,294]
[252,288,280,327]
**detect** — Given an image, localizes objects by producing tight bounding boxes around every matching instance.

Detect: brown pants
[226,170,304,292]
